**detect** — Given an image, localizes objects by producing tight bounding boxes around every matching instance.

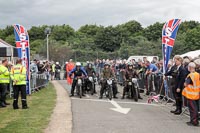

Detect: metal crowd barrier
[9,73,48,97]
[145,74,200,114]
[30,73,47,92]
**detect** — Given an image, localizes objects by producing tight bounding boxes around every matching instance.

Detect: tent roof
[0,39,14,47]
[180,50,200,59]
[0,39,18,57]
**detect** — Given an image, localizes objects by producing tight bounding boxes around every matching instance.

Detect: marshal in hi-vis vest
[182,72,200,100]
[11,64,27,85]
[0,65,10,84]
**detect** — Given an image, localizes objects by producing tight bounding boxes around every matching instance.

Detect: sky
[0,0,200,30]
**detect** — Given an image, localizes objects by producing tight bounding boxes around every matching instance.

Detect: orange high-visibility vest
[182,72,200,100]
[66,62,74,85]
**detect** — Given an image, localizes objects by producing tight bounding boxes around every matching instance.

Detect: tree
[49,45,73,62]
[172,32,187,56]
[1,20,200,61]
[184,25,200,51]
[179,21,199,33]
[28,26,48,41]
[78,24,101,37]
[120,20,143,36]
[5,34,15,46]
[94,26,122,52]
[119,41,131,59]
[143,22,164,41]
[30,39,44,53]
[51,25,75,41]
[0,26,14,40]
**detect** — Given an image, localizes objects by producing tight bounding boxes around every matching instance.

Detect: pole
[75,51,76,62]
[47,34,49,61]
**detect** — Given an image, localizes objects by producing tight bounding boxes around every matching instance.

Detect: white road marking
[85,94,90,98]
[110,100,131,114]
[71,97,163,106]
[116,101,164,106]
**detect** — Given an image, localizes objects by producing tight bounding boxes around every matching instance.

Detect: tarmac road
[58,80,199,133]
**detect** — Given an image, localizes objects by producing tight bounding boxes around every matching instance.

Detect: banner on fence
[13,24,31,94]
[162,19,181,74]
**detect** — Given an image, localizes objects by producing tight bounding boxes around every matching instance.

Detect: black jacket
[165,65,178,78]
[165,65,187,90]
[175,65,187,90]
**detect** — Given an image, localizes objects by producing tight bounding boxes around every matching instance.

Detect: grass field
[0,83,56,133]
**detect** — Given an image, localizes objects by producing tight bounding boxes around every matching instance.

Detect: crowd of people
[0,54,200,126]
[0,58,62,109]
[64,55,200,127]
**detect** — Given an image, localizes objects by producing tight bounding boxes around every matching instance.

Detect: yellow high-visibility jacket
[0,65,10,84]
[11,64,27,85]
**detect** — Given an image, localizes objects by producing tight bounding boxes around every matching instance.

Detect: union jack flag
[13,24,31,94]
[162,19,181,74]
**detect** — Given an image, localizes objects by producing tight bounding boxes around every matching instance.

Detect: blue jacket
[69,67,87,78]
[147,64,158,72]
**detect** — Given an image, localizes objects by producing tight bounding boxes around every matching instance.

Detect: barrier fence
[108,68,200,116]
[9,73,47,97]
[30,73,47,91]
[134,71,199,114]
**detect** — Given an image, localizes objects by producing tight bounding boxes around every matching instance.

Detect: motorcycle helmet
[127,62,133,69]
[127,62,133,66]
[104,62,110,67]
[88,63,92,68]
[76,62,81,66]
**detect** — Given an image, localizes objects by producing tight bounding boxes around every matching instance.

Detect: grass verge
[0,83,56,133]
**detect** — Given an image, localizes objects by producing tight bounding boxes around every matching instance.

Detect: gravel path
[44,81,72,133]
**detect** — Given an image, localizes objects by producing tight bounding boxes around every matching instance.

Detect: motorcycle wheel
[90,83,94,95]
[128,85,133,99]
[133,86,138,102]
[108,87,112,100]
[77,85,82,98]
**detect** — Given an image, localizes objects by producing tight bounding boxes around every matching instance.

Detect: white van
[127,56,159,63]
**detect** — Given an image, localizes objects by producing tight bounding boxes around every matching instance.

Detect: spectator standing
[166,55,187,115]
[66,59,75,85]
[182,62,200,126]
[0,59,10,107]
[63,62,68,80]
[30,59,38,90]
[11,58,28,109]
[145,60,158,95]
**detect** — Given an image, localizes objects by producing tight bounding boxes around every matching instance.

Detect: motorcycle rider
[63,62,68,80]
[85,63,96,94]
[69,62,88,97]
[99,63,118,99]
[122,63,143,99]
[55,62,61,80]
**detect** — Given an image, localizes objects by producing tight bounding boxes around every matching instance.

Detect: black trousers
[0,83,8,105]
[122,81,141,98]
[71,79,77,95]
[13,85,27,108]
[170,78,182,111]
[188,99,199,125]
[85,78,96,93]
[71,79,85,94]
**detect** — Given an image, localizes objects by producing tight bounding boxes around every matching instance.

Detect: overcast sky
[0,0,200,30]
